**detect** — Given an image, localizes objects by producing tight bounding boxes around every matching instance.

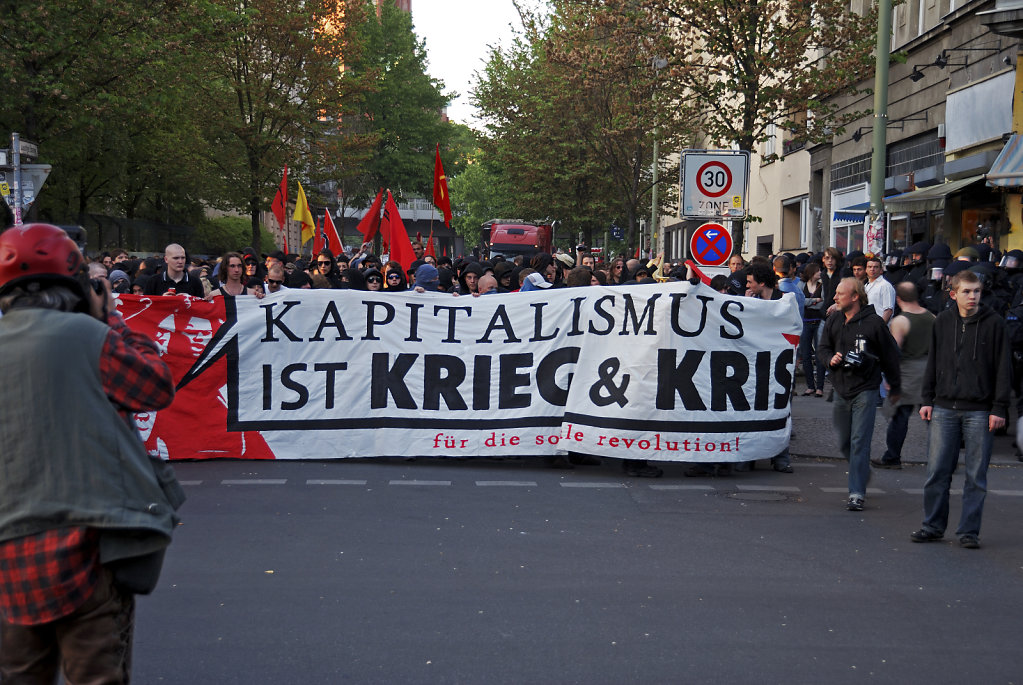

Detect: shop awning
[986,134,1023,188]
[883,175,985,213]
[832,201,870,223]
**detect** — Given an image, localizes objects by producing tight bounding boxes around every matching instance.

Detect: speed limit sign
[681,150,750,220]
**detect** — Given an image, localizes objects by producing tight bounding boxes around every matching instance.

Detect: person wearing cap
[413,263,440,292]
[519,272,552,292]
[108,269,132,294]
[0,224,182,683]
[143,243,205,297]
[954,246,979,263]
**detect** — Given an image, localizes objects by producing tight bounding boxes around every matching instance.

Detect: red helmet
[0,223,86,297]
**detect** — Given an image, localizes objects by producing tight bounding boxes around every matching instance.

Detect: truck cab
[482,220,553,260]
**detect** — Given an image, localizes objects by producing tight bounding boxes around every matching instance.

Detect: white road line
[904,488,962,495]
[990,490,1023,496]
[389,480,451,486]
[178,480,203,486]
[820,487,887,494]
[649,484,715,491]
[475,481,538,487]
[793,463,837,468]
[736,485,801,493]
[306,479,367,485]
[221,479,286,485]
[559,482,627,489]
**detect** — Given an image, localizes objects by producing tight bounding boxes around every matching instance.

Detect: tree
[652,0,878,243]
[0,0,221,225]
[473,0,697,250]
[202,0,373,250]
[334,2,453,216]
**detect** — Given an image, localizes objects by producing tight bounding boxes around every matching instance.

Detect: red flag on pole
[425,228,436,259]
[383,191,416,272]
[356,189,384,242]
[271,166,288,252]
[271,166,288,229]
[432,144,452,227]
[323,211,342,255]
[313,214,325,255]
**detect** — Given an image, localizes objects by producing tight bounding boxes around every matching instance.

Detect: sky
[410,0,525,128]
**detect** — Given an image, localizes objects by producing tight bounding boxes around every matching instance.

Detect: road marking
[737,485,800,493]
[649,484,715,491]
[820,487,887,494]
[306,479,367,485]
[221,479,286,485]
[793,463,836,468]
[990,490,1023,496]
[559,482,627,489]
[476,481,538,487]
[389,480,451,486]
[178,480,203,486]
[904,488,962,495]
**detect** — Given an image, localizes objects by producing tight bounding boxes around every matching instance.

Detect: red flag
[313,214,325,255]
[684,259,712,285]
[425,228,436,259]
[383,191,416,272]
[433,144,452,226]
[356,189,384,242]
[271,166,288,229]
[634,245,640,259]
[323,211,342,255]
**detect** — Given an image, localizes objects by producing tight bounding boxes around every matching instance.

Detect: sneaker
[624,463,663,478]
[910,528,943,543]
[846,494,864,511]
[870,458,902,470]
[772,462,793,473]
[959,534,980,549]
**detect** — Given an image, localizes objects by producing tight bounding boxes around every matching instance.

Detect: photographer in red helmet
[0,224,183,683]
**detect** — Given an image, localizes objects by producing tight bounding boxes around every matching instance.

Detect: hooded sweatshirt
[818,303,901,400]
[921,303,1011,416]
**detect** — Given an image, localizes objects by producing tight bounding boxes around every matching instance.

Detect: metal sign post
[11,132,22,226]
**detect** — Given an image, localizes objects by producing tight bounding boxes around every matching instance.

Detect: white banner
[181,281,802,462]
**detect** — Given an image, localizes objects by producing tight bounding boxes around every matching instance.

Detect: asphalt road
[134,456,1023,684]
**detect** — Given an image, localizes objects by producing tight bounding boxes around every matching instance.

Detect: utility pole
[868,0,893,221]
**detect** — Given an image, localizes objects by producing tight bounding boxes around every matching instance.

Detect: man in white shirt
[864,256,896,323]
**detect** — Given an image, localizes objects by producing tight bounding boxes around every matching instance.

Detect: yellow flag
[293,181,316,245]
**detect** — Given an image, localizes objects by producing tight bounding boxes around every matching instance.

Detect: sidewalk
[790,378,1023,466]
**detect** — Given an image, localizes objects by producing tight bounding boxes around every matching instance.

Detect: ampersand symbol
[589,357,630,408]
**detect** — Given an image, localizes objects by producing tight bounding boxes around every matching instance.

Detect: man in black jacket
[911,270,1011,549]
[819,277,901,511]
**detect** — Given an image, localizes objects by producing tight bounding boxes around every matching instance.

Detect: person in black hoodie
[818,277,901,512]
[910,270,1011,549]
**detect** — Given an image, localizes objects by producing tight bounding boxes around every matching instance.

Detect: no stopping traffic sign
[690,222,733,266]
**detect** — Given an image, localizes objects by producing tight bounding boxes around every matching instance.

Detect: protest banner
[118,281,802,462]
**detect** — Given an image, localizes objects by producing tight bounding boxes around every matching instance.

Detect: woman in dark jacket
[312,249,343,289]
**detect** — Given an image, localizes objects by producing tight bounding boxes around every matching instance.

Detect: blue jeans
[833,389,877,496]
[881,404,914,463]
[799,320,825,391]
[921,407,992,537]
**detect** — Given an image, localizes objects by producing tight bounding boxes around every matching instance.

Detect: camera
[90,278,105,295]
[842,349,877,370]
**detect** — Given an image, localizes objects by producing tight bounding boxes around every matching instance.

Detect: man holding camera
[819,277,902,511]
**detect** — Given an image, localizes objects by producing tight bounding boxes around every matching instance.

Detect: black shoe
[846,494,864,511]
[624,463,663,478]
[910,528,943,543]
[772,462,793,473]
[714,463,733,477]
[959,534,980,549]
[568,453,602,466]
[870,458,902,470]
[684,464,715,477]
[545,456,574,469]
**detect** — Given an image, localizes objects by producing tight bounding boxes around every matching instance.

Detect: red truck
[482,219,554,260]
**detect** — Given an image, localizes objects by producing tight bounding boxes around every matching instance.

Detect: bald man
[143,243,205,297]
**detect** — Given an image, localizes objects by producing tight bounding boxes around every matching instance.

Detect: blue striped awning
[987,134,1023,188]
[832,201,870,223]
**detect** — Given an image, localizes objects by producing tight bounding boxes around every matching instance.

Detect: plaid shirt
[0,312,174,625]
